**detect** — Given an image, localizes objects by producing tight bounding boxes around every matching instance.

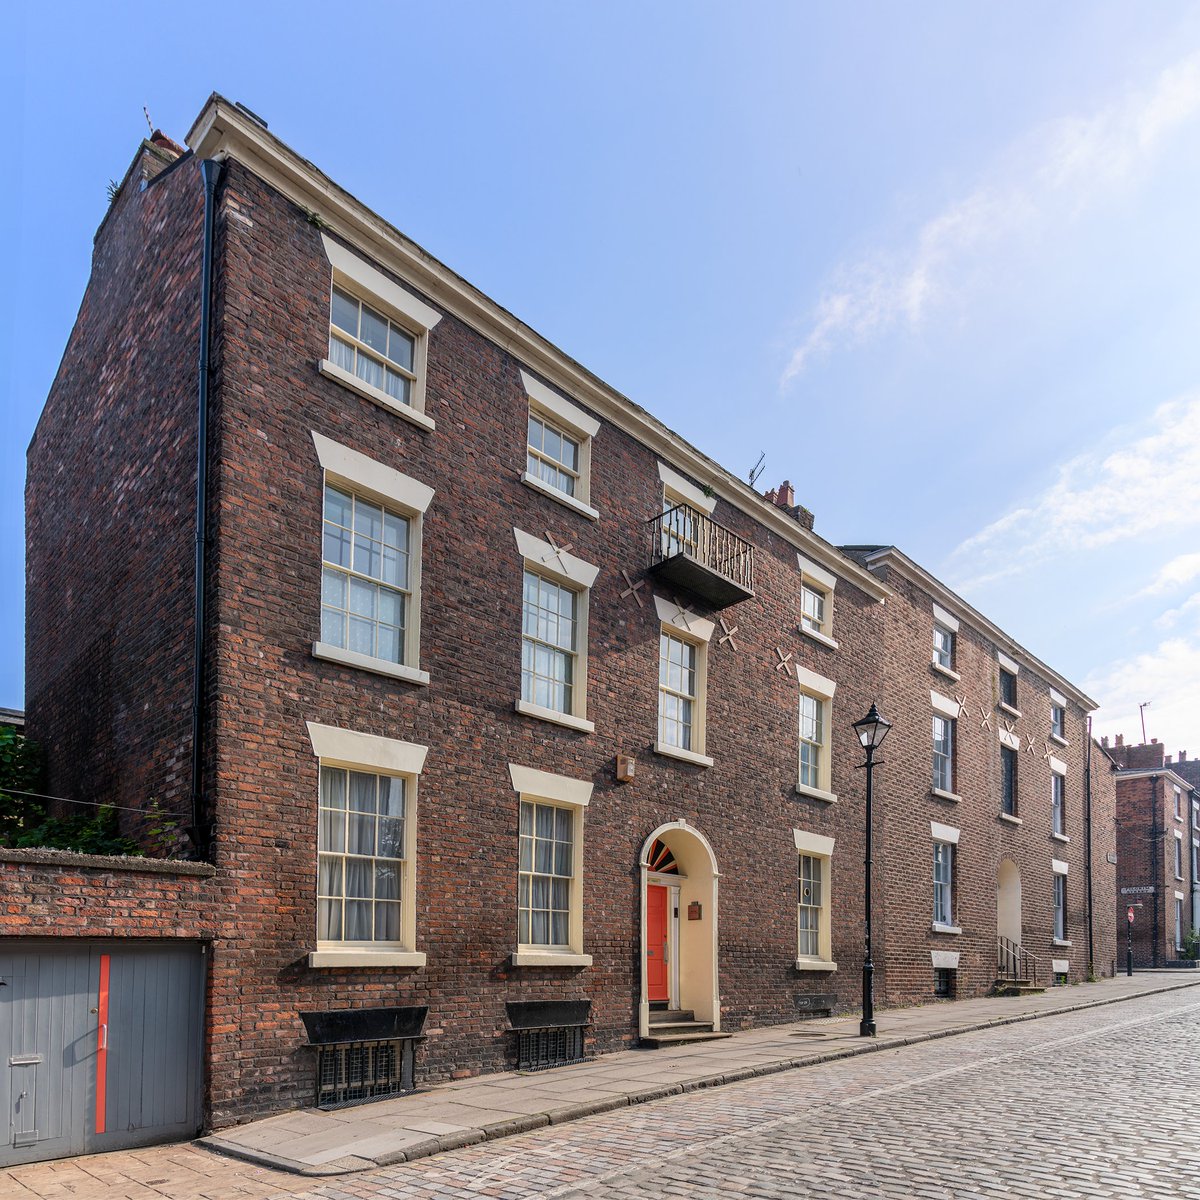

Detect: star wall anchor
[774,647,795,677]
[718,616,740,652]
[619,570,646,608]
[540,531,574,573]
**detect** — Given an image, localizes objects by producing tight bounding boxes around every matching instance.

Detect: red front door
[647,885,669,1003]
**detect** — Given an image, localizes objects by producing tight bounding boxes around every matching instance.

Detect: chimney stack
[1116,734,1124,747]
[762,480,816,531]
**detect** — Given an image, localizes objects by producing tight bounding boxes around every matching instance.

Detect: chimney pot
[1116,734,1124,747]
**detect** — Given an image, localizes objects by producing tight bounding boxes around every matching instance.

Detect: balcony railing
[646,503,754,609]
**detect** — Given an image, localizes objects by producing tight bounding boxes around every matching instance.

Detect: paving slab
[196,971,1200,1177]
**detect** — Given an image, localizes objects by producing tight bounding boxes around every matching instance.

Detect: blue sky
[5,2,1200,753]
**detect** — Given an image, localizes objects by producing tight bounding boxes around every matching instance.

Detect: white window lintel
[513,527,600,588]
[653,595,716,642]
[797,554,837,593]
[931,690,960,719]
[1049,688,1067,707]
[1048,755,1067,776]
[321,233,442,330]
[658,463,716,514]
[1052,858,1069,876]
[520,370,600,438]
[508,763,593,808]
[932,604,960,633]
[999,728,1021,751]
[793,829,836,857]
[306,721,428,775]
[312,431,434,514]
[931,821,960,845]
[795,665,837,698]
[997,651,1020,675]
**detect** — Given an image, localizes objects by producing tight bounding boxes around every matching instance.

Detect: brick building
[7,95,1116,1163]
[1104,736,1199,966]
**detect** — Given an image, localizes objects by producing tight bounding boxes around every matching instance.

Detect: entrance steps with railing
[642,1009,732,1048]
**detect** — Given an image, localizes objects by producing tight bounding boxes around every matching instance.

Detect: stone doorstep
[202,974,1200,1177]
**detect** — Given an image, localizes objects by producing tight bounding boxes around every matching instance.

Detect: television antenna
[1139,701,1152,744]
[748,452,766,489]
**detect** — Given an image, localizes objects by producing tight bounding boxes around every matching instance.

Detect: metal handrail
[648,503,754,594]
[996,935,1040,986]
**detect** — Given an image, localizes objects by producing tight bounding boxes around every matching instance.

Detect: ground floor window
[933,968,955,998]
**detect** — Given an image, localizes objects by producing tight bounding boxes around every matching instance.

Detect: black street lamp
[852,702,892,1038]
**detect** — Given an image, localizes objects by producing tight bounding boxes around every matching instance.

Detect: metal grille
[316,1038,414,1109]
[516,1025,585,1071]
[933,968,955,998]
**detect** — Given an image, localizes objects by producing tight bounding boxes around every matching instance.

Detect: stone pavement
[204,970,1200,1177]
[3,970,1196,1199]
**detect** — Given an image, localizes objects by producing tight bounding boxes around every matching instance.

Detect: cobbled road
[304,988,1200,1200]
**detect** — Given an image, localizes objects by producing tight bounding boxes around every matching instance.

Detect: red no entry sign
[1127,907,1135,923]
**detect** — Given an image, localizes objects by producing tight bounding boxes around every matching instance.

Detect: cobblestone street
[302,987,1200,1200]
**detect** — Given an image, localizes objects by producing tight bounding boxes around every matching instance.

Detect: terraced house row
[5,94,1117,1166]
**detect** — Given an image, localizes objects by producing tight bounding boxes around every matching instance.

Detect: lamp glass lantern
[853,703,892,752]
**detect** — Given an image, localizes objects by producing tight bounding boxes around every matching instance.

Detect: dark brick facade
[18,97,1117,1132]
[1106,738,1199,967]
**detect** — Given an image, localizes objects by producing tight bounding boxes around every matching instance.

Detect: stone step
[993,981,1046,996]
[641,1028,733,1048]
[646,1019,713,1036]
[648,1009,695,1025]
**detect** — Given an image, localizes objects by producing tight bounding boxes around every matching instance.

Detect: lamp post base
[859,1018,876,1038]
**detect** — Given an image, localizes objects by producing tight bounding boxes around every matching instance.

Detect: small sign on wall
[687,901,702,921]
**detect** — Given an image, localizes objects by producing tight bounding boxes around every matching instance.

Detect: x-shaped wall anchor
[718,616,740,651]
[1025,735,1037,754]
[979,706,993,732]
[619,570,645,608]
[774,647,794,676]
[540,531,574,573]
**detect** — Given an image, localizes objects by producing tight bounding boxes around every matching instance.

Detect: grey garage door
[0,941,205,1167]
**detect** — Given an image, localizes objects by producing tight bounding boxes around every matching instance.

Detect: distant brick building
[7,94,1117,1162]
[1104,736,1199,966]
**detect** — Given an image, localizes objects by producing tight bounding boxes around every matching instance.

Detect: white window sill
[998,812,1023,826]
[998,702,1022,719]
[519,471,599,521]
[1053,938,1072,948]
[1051,832,1070,844]
[1049,733,1068,747]
[308,949,426,969]
[514,699,595,733]
[653,741,714,768]
[799,626,840,651]
[313,642,430,686]
[931,923,962,936]
[795,783,837,804]
[931,662,960,683]
[511,950,593,968]
[795,959,837,972]
[931,788,961,803]
[319,358,435,432]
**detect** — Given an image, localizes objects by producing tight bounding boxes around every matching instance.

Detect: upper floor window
[1001,745,1019,816]
[522,570,579,716]
[319,234,442,432]
[999,668,1018,710]
[931,605,960,679]
[330,287,416,408]
[1054,874,1067,941]
[528,412,581,498]
[1051,773,1065,836]
[513,529,598,733]
[933,842,954,926]
[1175,786,1183,820]
[322,485,410,666]
[520,371,600,519]
[1050,703,1066,741]
[801,584,827,636]
[797,554,839,648]
[933,624,955,672]
[932,714,955,794]
[1192,799,1199,830]
[653,597,715,768]
[796,667,838,802]
[311,432,433,686]
[1174,833,1184,880]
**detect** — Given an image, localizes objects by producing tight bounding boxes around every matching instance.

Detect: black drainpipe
[1084,717,1094,977]
[189,157,223,859]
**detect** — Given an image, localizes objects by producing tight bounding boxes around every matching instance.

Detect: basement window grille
[316,1038,415,1109]
[517,1024,585,1071]
[933,968,955,998]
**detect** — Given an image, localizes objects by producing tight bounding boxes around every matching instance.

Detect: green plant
[10,804,141,856]
[0,726,45,842]
[142,799,184,857]
[106,178,121,204]
[1183,927,1200,959]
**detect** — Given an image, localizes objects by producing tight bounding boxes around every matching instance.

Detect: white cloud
[1157,590,1200,629]
[1087,635,1200,758]
[781,50,1200,382]
[1138,553,1200,598]
[944,394,1200,591]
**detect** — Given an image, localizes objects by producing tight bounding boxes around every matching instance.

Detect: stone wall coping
[0,847,216,877]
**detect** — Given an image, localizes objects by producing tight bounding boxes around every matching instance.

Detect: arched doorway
[997,858,1022,946]
[638,821,720,1038]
